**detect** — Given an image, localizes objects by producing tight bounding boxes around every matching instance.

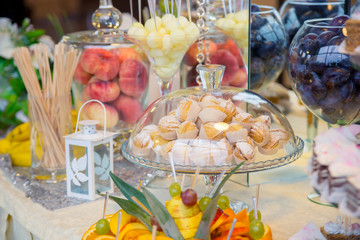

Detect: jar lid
[62,0,126,45]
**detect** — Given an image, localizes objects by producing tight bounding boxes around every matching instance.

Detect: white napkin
[289,221,326,240]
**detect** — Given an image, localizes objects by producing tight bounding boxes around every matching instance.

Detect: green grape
[249,209,262,222]
[218,195,230,210]
[199,196,211,211]
[169,182,181,197]
[249,219,265,240]
[96,218,110,235]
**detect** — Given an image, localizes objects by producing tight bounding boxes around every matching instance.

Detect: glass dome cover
[123,65,303,174]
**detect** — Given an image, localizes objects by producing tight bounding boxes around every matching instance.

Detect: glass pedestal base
[31,166,66,183]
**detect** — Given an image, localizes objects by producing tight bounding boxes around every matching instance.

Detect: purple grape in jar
[327,35,344,46]
[329,15,350,26]
[298,38,317,56]
[317,31,337,48]
[321,67,350,87]
[251,14,267,30]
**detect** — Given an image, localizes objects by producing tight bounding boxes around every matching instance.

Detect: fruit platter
[82,164,273,240]
[122,64,304,174]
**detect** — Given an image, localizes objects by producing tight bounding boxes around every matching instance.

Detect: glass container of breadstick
[61,0,150,159]
[12,43,79,182]
[122,64,304,174]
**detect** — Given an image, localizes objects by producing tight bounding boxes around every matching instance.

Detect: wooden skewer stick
[115,211,122,240]
[191,166,200,189]
[169,153,177,183]
[138,180,143,190]
[103,192,109,219]
[256,184,260,210]
[152,225,157,240]
[227,218,237,240]
[186,0,192,22]
[131,196,152,215]
[181,174,186,190]
[252,196,258,220]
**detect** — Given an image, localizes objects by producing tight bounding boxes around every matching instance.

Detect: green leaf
[9,77,26,95]
[194,195,221,240]
[109,172,151,211]
[211,161,245,199]
[109,196,152,230]
[142,188,184,240]
[25,29,45,39]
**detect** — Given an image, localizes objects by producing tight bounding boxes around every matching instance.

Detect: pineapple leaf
[109,196,152,230]
[194,195,220,239]
[142,188,184,240]
[109,171,151,210]
[211,161,245,199]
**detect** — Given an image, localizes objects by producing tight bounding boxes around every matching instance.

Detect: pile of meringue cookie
[130,94,290,166]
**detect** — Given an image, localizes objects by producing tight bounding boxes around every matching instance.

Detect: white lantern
[64,100,117,200]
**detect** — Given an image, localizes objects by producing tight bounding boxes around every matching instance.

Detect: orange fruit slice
[259,225,272,240]
[82,227,99,240]
[94,235,116,240]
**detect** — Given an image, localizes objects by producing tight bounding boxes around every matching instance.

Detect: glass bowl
[288,17,360,125]
[280,0,344,44]
[214,5,287,91]
[122,64,304,174]
[249,5,288,91]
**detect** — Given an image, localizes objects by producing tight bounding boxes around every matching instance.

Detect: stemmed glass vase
[124,16,202,96]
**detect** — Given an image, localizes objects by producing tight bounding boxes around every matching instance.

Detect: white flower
[0,18,17,34]
[38,35,55,60]
[0,33,15,59]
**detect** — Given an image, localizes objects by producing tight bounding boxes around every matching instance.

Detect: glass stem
[158,77,174,96]
[306,110,318,151]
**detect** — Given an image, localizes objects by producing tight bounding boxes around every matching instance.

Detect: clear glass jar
[62,1,150,158]
[29,94,72,182]
[288,17,360,125]
[249,5,288,91]
[280,0,345,44]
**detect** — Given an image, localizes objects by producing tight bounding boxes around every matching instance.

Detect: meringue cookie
[250,121,270,146]
[176,120,199,139]
[158,115,181,140]
[176,99,201,122]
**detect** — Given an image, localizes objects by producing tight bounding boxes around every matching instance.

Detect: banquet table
[0,92,358,240]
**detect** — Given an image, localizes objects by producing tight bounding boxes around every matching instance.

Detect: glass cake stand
[121,64,304,196]
[122,136,304,174]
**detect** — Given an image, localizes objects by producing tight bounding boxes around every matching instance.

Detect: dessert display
[215,5,287,91]
[320,221,360,239]
[280,0,344,44]
[308,124,360,218]
[123,64,303,174]
[82,168,273,240]
[129,93,294,168]
[288,16,360,125]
